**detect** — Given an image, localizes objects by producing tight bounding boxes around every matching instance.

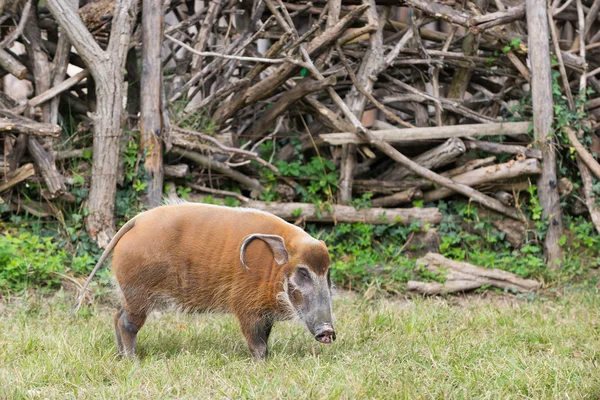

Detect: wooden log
[27,137,66,197]
[52,147,92,160]
[528,0,564,267]
[371,187,423,208]
[320,122,532,145]
[494,191,514,206]
[443,0,487,126]
[369,157,498,204]
[0,163,35,193]
[24,3,52,122]
[0,119,60,137]
[464,139,542,159]
[0,48,27,79]
[140,0,164,208]
[379,137,466,181]
[251,76,336,140]
[353,179,429,195]
[183,192,442,225]
[164,164,189,179]
[242,200,443,226]
[407,253,541,295]
[423,159,541,203]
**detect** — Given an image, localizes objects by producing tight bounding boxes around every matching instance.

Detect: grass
[1,288,600,399]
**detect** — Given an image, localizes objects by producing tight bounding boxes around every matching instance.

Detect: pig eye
[298,267,310,279]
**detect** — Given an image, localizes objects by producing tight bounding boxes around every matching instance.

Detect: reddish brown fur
[106,203,331,358]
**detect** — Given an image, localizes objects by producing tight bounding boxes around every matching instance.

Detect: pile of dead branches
[1,0,600,266]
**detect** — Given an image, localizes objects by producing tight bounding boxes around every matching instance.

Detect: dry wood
[423,159,541,203]
[379,137,466,181]
[24,3,52,122]
[464,139,542,159]
[527,0,564,267]
[8,195,52,218]
[25,69,90,109]
[190,0,223,73]
[371,187,423,208]
[302,52,525,221]
[0,163,34,193]
[49,0,77,125]
[170,146,266,196]
[27,137,66,197]
[251,76,336,140]
[187,183,250,203]
[52,148,92,160]
[241,200,443,226]
[576,157,600,234]
[353,179,429,195]
[213,4,369,124]
[494,191,514,206]
[407,253,541,295]
[364,157,498,198]
[140,0,164,208]
[0,120,60,137]
[548,9,575,111]
[164,164,189,179]
[320,122,532,145]
[0,48,27,79]
[173,127,278,172]
[565,127,600,180]
[47,0,138,247]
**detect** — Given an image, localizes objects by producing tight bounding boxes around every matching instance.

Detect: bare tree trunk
[527,0,564,268]
[47,0,137,247]
[140,0,164,207]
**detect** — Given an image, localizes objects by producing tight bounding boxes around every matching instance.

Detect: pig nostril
[314,326,336,343]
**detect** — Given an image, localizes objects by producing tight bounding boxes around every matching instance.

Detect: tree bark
[216,199,443,226]
[407,253,541,294]
[423,158,541,202]
[527,0,564,268]
[320,122,532,145]
[47,0,138,247]
[140,0,164,208]
[379,137,466,181]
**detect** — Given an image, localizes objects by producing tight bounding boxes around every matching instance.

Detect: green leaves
[0,232,91,292]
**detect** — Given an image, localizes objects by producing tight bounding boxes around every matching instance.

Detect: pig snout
[314,323,336,344]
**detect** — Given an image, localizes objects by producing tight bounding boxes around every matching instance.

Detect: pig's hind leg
[115,305,147,358]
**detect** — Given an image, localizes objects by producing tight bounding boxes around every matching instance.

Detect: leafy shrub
[0,231,93,293]
[307,221,423,293]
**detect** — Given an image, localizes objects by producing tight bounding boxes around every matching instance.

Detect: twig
[165,34,290,64]
[548,9,575,110]
[335,42,414,129]
[187,183,250,202]
[0,0,32,49]
[300,47,525,221]
[174,127,279,173]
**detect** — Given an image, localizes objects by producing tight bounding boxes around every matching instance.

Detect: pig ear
[240,234,290,270]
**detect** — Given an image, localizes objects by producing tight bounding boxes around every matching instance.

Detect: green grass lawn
[1,289,600,399]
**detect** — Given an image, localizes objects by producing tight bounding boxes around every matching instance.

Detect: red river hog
[72,202,336,359]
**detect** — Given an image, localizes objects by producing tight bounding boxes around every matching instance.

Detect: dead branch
[407,253,541,295]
